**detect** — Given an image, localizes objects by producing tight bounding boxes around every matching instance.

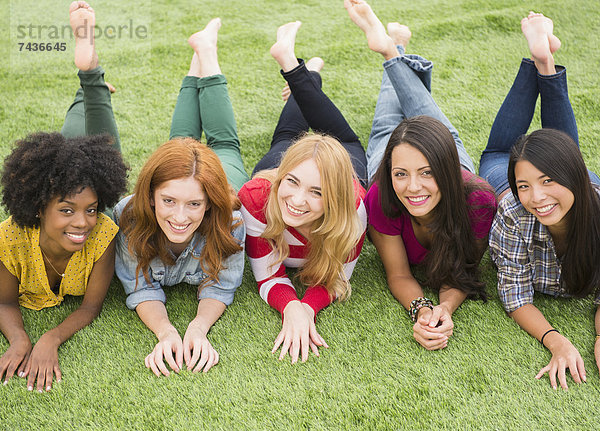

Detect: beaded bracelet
[409,297,434,322]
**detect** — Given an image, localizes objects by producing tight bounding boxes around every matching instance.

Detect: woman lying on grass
[345,0,496,350]
[238,21,367,364]
[0,1,128,392]
[480,13,600,391]
[113,18,245,376]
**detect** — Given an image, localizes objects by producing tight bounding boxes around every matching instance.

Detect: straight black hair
[508,128,600,297]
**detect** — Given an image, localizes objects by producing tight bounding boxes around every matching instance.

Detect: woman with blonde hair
[238,22,367,364]
[113,19,245,376]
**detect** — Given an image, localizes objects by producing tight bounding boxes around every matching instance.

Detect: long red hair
[120,138,242,288]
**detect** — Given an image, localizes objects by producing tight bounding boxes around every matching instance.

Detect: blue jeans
[479,58,600,194]
[366,46,475,182]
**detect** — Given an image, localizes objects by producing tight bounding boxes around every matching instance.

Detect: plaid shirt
[489,191,600,313]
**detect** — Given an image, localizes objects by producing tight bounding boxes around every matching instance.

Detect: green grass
[1,0,600,429]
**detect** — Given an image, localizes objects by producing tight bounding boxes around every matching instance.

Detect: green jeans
[60,66,121,151]
[169,74,248,191]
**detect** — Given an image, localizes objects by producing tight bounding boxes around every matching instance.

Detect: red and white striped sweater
[238,177,367,316]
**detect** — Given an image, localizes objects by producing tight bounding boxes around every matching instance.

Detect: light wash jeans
[366,46,475,182]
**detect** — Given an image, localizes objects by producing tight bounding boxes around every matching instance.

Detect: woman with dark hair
[345,0,496,350]
[113,19,245,376]
[238,21,367,364]
[481,12,600,391]
[0,1,128,392]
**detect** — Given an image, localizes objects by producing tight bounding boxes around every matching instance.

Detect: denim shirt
[112,195,245,310]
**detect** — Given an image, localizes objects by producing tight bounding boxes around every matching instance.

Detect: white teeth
[537,204,556,213]
[407,196,428,203]
[169,222,189,231]
[66,233,85,239]
[286,203,307,215]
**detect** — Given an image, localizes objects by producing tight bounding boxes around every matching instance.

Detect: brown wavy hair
[374,116,494,299]
[255,133,362,300]
[119,138,242,289]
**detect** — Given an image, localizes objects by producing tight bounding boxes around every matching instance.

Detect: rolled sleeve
[489,201,533,313]
[114,230,166,310]
[197,214,245,306]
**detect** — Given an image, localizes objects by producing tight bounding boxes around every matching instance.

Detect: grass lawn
[1,0,600,429]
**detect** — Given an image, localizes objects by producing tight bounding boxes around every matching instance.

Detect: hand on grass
[412,305,453,350]
[273,301,328,363]
[24,333,61,392]
[145,327,183,377]
[0,336,32,384]
[535,332,586,390]
[183,321,219,373]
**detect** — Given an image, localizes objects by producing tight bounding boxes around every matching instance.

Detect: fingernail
[27,386,33,391]
[18,372,24,378]
[3,380,7,386]
[57,378,61,383]
[552,386,557,390]
[46,386,51,391]
[37,389,43,393]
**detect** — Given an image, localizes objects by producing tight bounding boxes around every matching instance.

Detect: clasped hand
[412,305,453,350]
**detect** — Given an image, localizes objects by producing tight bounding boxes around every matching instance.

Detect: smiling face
[153,176,209,248]
[390,144,441,223]
[514,160,575,232]
[277,158,325,237]
[39,187,99,256]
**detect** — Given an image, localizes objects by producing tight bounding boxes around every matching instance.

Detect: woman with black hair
[345,0,496,350]
[481,12,600,391]
[0,1,128,392]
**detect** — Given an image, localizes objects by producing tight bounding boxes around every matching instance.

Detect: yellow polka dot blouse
[0,213,119,310]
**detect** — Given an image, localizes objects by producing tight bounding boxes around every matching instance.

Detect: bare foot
[188,18,222,77]
[387,23,412,50]
[281,57,324,101]
[521,12,558,75]
[270,21,302,72]
[70,1,98,71]
[344,0,397,60]
[527,11,561,53]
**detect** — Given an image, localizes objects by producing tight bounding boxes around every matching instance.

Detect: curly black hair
[2,132,128,227]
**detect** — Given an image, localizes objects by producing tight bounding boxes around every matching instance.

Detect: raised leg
[480,12,562,195]
[252,79,313,176]
[198,75,249,191]
[170,19,248,190]
[63,1,120,150]
[267,21,367,183]
[384,56,474,173]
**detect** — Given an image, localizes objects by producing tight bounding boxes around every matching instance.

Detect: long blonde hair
[256,133,362,300]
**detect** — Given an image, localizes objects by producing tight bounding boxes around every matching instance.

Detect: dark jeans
[479,58,599,194]
[60,66,121,151]
[252,60,367,187]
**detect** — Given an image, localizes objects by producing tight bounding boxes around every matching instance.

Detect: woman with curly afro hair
[0,2,127,393]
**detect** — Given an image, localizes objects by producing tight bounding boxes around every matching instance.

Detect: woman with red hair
[113,19,246,376]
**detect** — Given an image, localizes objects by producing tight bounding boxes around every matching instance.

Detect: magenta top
[365,170,497,265]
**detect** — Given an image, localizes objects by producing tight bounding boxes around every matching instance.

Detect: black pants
[252,60,367,187]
